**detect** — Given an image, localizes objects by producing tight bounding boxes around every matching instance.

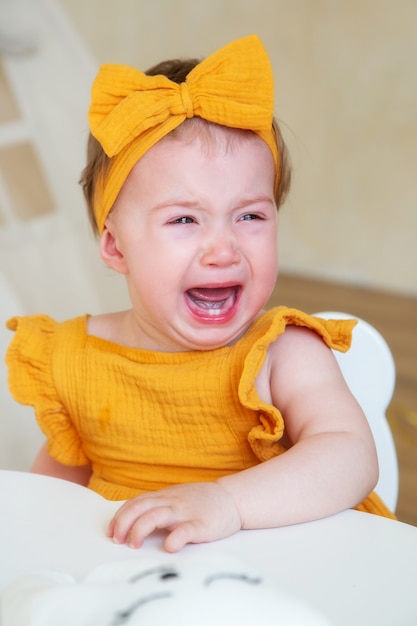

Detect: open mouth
[185,285,241,320]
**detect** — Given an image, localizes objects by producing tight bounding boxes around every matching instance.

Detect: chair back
[314,311,399,512]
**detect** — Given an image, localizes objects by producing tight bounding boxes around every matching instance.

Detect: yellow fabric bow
[89,35,279,233]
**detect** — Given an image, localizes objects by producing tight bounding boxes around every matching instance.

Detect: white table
[1,470,417,625]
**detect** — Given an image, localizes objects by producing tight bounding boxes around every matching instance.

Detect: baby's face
[2,553,332,625]
[100,126,279,352]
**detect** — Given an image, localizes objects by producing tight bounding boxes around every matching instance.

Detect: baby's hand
[107,482,242,552]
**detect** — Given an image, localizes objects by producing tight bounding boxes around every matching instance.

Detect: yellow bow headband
[89,35,279,233]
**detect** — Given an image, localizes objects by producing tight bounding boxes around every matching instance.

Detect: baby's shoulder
[263,323,324,379]
[6,313,87,347]
[258,307,355,367]
[255,325,319,404]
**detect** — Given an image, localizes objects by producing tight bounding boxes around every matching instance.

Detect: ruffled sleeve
[6,315,88,465]
[239,307,357,462]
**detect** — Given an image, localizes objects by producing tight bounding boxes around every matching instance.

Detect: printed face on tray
[1,553,332,625]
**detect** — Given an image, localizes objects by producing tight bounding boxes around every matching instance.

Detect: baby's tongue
[187,287,236,310]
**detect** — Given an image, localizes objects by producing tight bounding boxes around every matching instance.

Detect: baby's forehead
[130,119,273,180]
[167,117,264,153]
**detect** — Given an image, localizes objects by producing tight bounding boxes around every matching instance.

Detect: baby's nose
[200,234,241,268]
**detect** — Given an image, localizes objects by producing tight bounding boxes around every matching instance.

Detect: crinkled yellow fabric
[89,34,279,233]
[5,306,394,519]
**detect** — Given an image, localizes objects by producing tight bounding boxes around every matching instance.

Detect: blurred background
[0,0,415,519]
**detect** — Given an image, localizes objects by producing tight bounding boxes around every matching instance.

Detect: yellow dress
[5,306,395,518]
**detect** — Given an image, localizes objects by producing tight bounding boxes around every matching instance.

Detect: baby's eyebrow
[204,572,262,586]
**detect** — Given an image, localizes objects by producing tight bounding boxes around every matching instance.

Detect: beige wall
[59,1,416,296]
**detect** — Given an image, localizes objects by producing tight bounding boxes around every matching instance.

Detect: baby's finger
[125,505,178,549]
[108,496,162,544]
[164,520,203,553]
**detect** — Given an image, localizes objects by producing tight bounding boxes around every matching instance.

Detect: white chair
[314,311,399,512]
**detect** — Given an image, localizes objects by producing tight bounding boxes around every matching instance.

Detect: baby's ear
[99,226,128,274]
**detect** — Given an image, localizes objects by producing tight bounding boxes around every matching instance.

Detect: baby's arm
[108,326,379,552]
[218,326,379,528]
[31,442,92,486]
